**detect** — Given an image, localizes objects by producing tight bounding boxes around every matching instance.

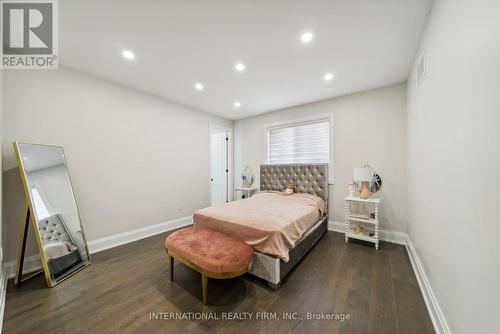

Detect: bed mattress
[193,191,326,262]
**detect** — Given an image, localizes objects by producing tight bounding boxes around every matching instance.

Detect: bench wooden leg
[201,273,208,305]
[169,255,174,281]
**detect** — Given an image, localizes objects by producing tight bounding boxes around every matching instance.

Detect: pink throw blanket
[193,191,326,262]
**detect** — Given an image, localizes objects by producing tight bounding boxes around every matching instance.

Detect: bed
[194,163,328,288]
[38,214,83,279]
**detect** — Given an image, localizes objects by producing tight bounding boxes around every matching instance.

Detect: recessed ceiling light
[235,62,246,72]
[324,73,334,81]
[234,101,241,108]
[300,32,314,44]
[195,83,204,91]
[122,50,135,60]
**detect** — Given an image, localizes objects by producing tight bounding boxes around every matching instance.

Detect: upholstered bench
[165,227,253,304]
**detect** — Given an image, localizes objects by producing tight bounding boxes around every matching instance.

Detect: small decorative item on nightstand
[241,166,255,188]
[353,166,373,198]
[352,163,382,199]
[237,166,257,199]
[344,196,381,249]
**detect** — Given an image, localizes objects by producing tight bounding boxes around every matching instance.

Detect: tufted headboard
[260,164,328,203]
[38,214,76,246]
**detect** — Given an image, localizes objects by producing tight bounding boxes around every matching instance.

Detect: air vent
[416,49,426,86]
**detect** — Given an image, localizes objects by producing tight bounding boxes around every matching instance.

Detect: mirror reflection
[241,166,254,188]
[18,143,90,284]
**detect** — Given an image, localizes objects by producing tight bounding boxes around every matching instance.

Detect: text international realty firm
[150,312,351,321]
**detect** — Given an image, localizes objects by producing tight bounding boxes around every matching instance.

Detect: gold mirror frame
[13,141,91,287]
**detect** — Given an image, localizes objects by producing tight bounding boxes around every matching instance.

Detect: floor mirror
[13,142,91,287]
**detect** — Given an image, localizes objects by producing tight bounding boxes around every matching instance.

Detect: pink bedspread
[193,191,326,262]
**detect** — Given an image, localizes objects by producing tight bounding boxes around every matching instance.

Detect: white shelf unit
[344,196,380,249]
[234,187,257,199]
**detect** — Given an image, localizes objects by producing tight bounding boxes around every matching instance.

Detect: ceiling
[60,0,433,120]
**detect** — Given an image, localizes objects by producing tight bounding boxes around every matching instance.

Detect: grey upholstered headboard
[260,164,328,202]
[38,214,75,246]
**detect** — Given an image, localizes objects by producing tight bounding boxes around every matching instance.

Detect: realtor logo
[1,0,58,69]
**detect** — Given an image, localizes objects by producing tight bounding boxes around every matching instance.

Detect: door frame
[208,123,233,205]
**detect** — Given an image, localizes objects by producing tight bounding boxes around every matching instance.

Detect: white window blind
[267,120,330,164]
[31,188,51,219]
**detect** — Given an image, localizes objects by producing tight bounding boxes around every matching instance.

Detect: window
[31,187,51,219]
[267,119,330,164]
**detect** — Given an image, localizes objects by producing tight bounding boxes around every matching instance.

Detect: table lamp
[353,166,373,198]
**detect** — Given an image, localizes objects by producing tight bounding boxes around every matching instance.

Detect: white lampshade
[353,167,372,182]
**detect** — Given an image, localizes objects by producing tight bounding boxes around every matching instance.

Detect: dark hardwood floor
[3,231,434,334]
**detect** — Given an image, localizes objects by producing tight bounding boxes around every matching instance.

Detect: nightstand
[344,196,380,249]
[235,187,257,199]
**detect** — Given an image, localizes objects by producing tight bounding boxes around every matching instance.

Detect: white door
[210,131,228,205]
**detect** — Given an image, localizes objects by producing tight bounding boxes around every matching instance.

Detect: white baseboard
[405,236,451,334]
[0,268,6,332]
[87,215,193,254]
[4,254,43,280]
[4,215,193,279]
[327,220,407,245]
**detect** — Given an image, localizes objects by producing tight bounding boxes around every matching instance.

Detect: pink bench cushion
[165,227,253,273]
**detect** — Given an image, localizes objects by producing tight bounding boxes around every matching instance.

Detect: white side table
[344,196,381,249]
[235,187,257,199]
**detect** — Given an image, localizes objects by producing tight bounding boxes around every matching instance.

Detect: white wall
[407,0,500,333]
[234,83,407,232]
[2,67,232,263]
